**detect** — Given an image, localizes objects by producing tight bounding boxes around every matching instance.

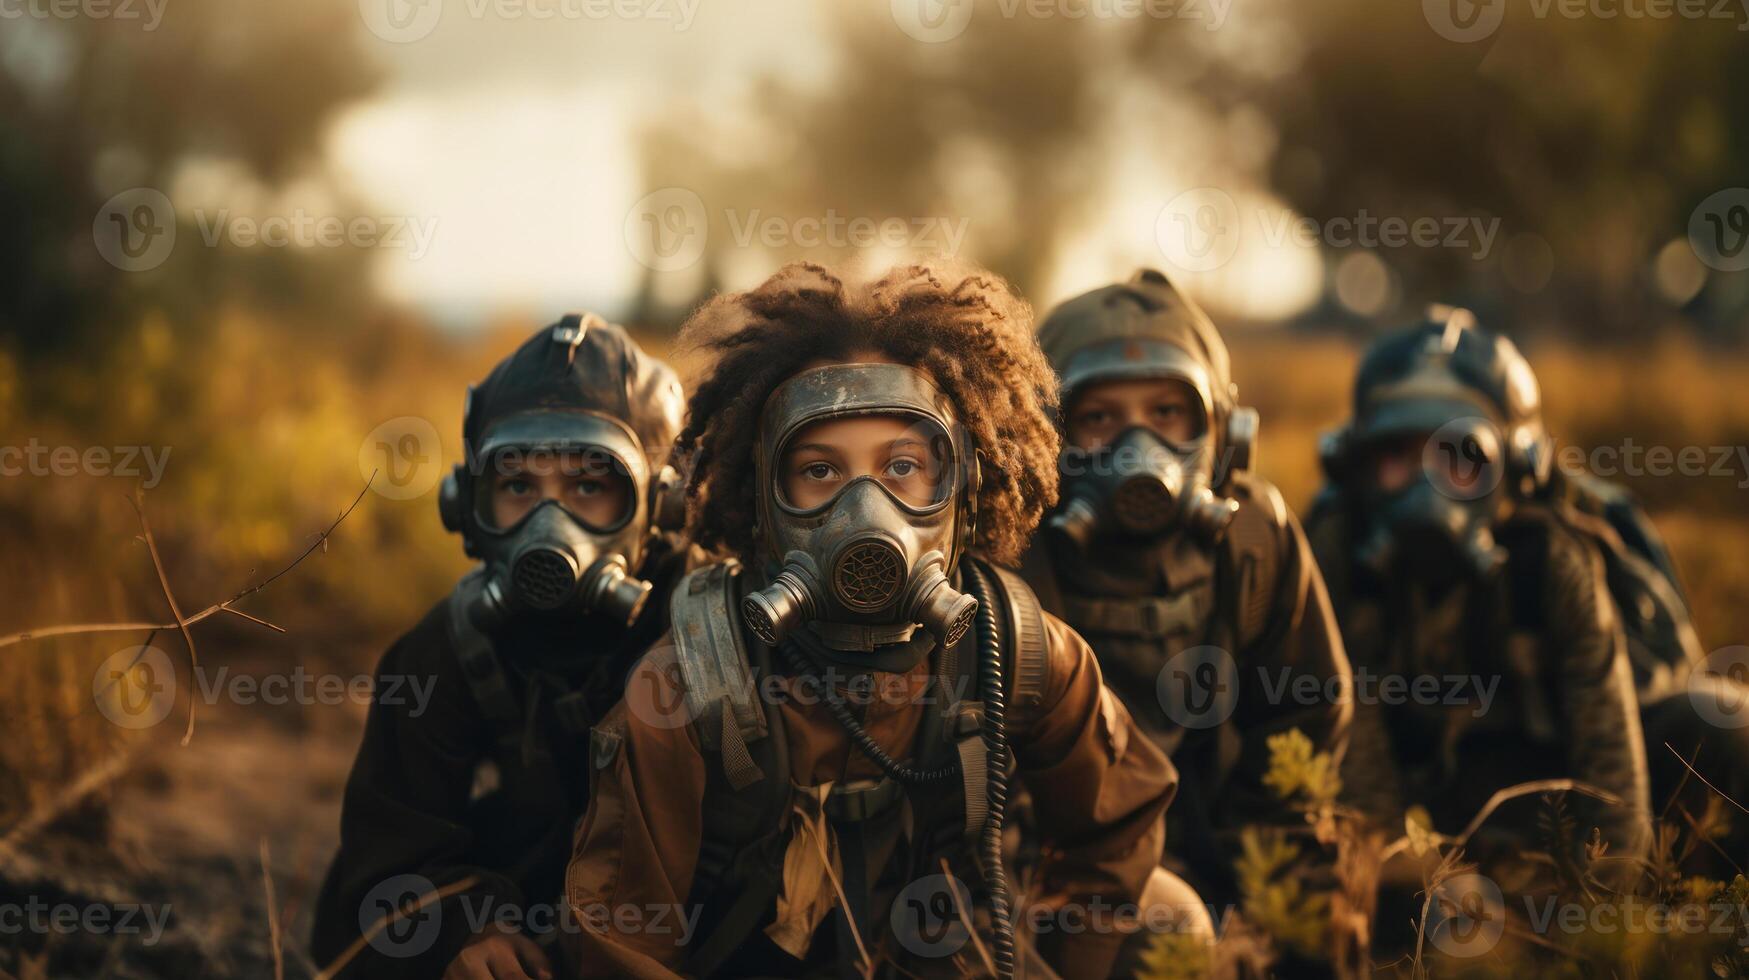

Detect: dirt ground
[0,647,368,980]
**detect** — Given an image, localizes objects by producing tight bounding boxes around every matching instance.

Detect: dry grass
[1,313,1744,976]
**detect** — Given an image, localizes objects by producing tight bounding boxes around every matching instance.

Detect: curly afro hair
[674,261,1060,568]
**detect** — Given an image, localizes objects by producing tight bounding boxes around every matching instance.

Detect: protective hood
[439,314,685,631]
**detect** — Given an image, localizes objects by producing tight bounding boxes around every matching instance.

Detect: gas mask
[1037,271,1258,555]
[1048,340,1244,550]
[739,363,980,650]
[1052,425,1238,549]
[1350,417,1508,588]
[442,409,659,629]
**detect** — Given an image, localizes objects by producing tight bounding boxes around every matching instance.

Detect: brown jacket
[562,610,1174,979]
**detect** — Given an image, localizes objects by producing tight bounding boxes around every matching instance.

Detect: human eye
[800,461,838,482]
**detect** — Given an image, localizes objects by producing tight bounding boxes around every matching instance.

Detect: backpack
[1550,468,1704,697]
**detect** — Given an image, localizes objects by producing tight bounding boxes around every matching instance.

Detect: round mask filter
[1112,476,1177,534]
[512,549,579,610]
[832,538,906,612]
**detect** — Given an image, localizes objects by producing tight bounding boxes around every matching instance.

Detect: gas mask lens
[475,446,636,534]
[774,412,955,514]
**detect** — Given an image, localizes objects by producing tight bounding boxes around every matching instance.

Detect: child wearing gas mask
[562,263,1176,980]
[312,316,691,980]
[1305,310,1744,937]
[1015,271,1352,941]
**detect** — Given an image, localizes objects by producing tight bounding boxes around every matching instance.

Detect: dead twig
[126,486,202,745]
[260,839,285,980]
[1663,741,1749,817]
[0,476,373,652]
[1383,778,1623,863]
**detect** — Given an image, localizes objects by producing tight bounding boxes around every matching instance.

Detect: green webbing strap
[718,695,765,792]
[956,708,989,838]
[1061,591,1207,640]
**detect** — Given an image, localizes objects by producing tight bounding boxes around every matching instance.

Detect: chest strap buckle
[825,777,903,824]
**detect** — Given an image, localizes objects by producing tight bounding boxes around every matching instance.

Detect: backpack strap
[674,561,793,977]
[444,568,524,756]
[672,560,769,790]
[1542,493,1705,695]
[1219,477,1291,653]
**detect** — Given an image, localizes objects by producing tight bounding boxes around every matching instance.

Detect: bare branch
[260,839,285,980]
[1453,779,1621,849]
[0,476,373,651]
[1663,741,1749,817]
[127,485,201,745]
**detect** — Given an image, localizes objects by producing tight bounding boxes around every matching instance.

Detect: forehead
[1071,376,1198,407]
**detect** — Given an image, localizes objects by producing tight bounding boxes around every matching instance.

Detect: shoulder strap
[676,564,794,977]
[1221,478,1291,652]
[444,568,523,753]
[1542,497,1705,693]
[671,560,769,790]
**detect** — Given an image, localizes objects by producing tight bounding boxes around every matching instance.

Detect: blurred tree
[631,2,1126,305]
[0,0,380,355]
[1229,3,1749,335]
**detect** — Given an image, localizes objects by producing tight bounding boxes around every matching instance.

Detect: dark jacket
[1308,501,1652,867]
[310,544,686,978]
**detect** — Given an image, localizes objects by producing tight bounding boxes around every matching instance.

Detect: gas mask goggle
[440,410,658,628]
[739,364,981,651]
[1049,340,1244,550]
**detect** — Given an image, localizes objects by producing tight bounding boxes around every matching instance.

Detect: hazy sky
[313,0,1323,326]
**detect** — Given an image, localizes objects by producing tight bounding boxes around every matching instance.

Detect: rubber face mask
[1050,352,1239,548]
[1353,418,1507,588]
[469,410,656,627]
[740,363,980,650]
